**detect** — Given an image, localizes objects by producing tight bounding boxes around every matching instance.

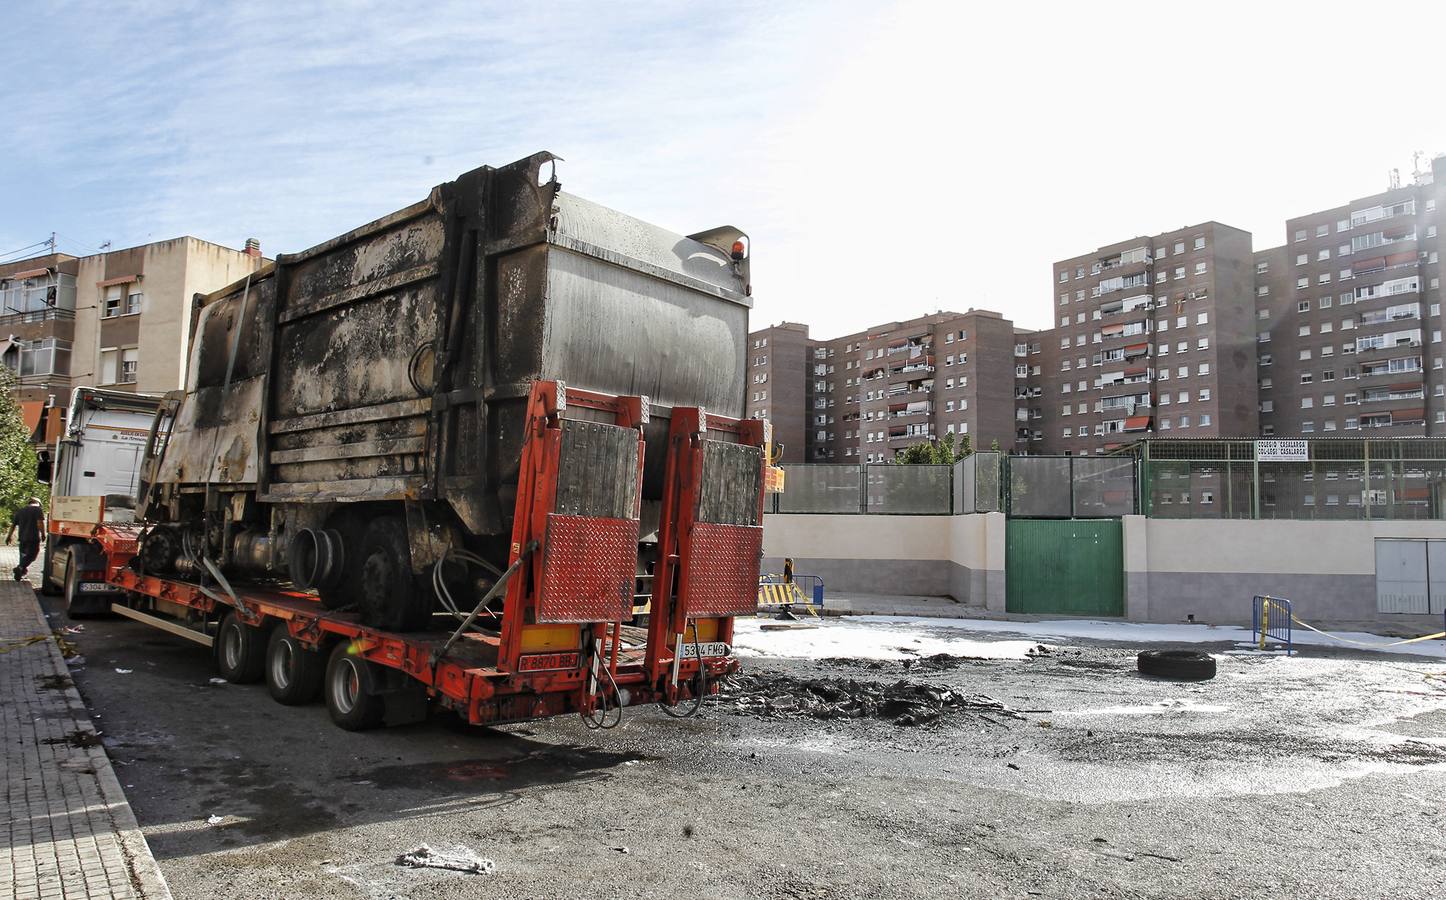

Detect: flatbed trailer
[67,381,765,730]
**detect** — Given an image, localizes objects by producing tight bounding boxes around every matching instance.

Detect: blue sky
[5,1,1446,335]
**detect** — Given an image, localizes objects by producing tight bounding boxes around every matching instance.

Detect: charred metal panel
[155,376,265,485]
[187,274,278,390]
[538,248,746,418]
[554,419,639,520]
[272,288,441,418]
[537,513,638,623]
[283,215,446,321]
[696,440,762,526]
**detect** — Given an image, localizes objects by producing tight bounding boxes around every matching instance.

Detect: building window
[100,346,139,385]
[103,285,127,317]
[11,338,73,376]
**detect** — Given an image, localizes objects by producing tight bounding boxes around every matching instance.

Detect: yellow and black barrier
[757,574,824,616]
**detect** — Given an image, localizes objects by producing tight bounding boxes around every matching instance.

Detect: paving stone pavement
[0,544,171,900]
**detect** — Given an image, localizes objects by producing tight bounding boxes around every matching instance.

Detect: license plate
[79,582,118,593]
[680,641,730,660]
[517,651,580,672]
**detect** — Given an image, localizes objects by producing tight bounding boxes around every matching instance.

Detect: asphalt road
[38,593,1446,900]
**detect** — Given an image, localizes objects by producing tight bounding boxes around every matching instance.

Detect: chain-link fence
[1134,439,1446,520]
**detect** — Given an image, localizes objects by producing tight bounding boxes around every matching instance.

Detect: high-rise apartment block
[1038,222,1258,454]
[752,156,1446,458]
[749,311,1023,462]
[1255,162,1445,438]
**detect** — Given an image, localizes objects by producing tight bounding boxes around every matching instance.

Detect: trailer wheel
[324,641,386,730]
[356,517,431,632]
[265,627,324,705]
[215,612,267,684]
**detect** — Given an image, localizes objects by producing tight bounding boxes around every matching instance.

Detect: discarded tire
[1137,649,1216,681]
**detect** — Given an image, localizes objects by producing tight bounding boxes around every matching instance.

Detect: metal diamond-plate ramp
[537,513,639,623]
[683,521,764,617]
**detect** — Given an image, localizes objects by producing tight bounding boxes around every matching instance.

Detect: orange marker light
[730,240,746,261]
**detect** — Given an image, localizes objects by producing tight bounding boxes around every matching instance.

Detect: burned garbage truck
[136,152,757,631]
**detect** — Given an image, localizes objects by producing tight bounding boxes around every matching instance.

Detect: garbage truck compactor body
[136,152,761,632]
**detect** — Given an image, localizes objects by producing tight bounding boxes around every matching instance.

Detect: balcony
[0,307,76,328]
[888,402,933,419]
[1358,357,1423,379]
[888,430,934,443]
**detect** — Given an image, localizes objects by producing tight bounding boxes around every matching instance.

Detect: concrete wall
[761,512,1006,608]
[766,510,1446,626]
[1124,515,1446,625]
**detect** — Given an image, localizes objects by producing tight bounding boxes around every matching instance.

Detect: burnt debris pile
[715,671,1024,727]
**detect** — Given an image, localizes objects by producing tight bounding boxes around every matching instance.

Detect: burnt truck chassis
[86,381,764,730]
[135,152,753,631]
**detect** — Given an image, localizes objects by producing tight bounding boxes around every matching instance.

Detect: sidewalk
[0,570,171,899]
[819,592,979,619]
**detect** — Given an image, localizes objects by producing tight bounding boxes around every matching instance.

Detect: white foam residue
[732,617,1043,661]
[848,615,1446,659]
[1061,699,1232,716]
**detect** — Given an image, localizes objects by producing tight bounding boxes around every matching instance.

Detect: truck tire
[265,627,324,705]
[324,641,386,730]
[1137,649,1217,681]
[216,611,267,684]
[356,517,431,632]
[63,558,107,618]
[39,543,60,596]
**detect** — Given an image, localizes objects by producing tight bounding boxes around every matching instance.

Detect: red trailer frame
[74,381,763,729]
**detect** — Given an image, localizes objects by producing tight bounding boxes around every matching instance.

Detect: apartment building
[1039,222,1259,454]
[748,322,810,463]
[1256,159,1445,438]
[754,156,1446,463]
[748,310,1024,462]
[1,237,266,436]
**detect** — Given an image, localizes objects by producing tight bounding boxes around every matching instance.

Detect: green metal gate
[1005,519,1123,616]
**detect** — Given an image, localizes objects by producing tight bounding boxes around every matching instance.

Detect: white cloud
[4,0,1446,341]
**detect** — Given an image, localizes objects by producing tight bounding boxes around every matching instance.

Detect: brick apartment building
[1255,160,1445,438]
[749,311,1024,462]
[753,156,1446,461]
[0,237,266,440]
[1036,222,1259,454]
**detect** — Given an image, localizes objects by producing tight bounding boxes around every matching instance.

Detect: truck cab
[39,387,162,613]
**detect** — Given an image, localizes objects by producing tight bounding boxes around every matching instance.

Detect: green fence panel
[1005,519,1123,616]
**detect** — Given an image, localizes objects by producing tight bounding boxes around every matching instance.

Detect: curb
[28,590,174,900]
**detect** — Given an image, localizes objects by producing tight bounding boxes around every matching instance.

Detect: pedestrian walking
[6,497,45,581]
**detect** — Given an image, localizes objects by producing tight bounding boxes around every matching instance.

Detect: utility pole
[46,232,56,253]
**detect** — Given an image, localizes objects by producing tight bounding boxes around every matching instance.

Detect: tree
[0,369,49,531]
[893,432,973,465]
